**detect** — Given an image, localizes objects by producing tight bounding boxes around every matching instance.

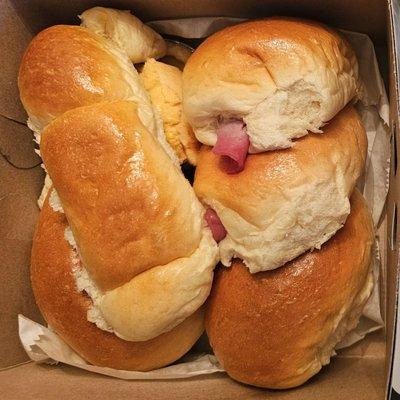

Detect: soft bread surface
[194,105,367,273]
[183,18,361,151]
[80,7,167,63]
[21,23,218,345]
[40,101,218,341]
[41,101,203,291]
[141,58,200,164]
[205,189,374,389]
[18,22,180,214]
[18,25,156,136]
[31,197,204,371]
[98,226,217,341]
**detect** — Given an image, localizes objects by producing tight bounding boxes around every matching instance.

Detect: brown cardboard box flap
[11,0,388,41]
[0,1,32,123]
[0,115,44,368]
[0,332,386,400]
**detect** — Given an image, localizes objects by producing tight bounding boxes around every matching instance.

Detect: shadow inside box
[391,389,400,400]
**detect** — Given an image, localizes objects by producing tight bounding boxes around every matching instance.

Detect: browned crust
[31,196,204,371]
[40,101,201,291]
[205,190,374,388]
[184,17,357,96]
[18,25,139,128]
[194,105,367,226]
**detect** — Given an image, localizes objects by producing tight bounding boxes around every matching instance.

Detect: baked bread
[183,18,361,153]
[80,7,167,63]
[18,25,153,136]
[141,58,200,165]
[18,22,180,209]
[18,24,177,164]
[39,100,218,342]
[20,18,219,367]
[205,189,374,388]
[31,195,205,371]
[21,11,373,381]
[194,105,367,273]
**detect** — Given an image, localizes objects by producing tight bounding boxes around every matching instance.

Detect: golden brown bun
[31,197,204,371]
[205,189,374,389]
[41,101,202,291]
[18,25,156,136]
[194,105,367,273]
[183,18,361,151]
[40,101,218,342]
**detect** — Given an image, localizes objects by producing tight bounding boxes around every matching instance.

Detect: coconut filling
[49,189,218,342]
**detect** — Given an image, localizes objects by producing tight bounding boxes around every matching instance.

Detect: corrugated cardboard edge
[385,1,400,398]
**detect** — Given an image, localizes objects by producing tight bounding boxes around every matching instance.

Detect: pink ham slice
[212,120,250,174]
[204,208,227,243]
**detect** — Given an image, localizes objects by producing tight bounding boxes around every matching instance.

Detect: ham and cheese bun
[194,106,367,271]
[183,18,361,172]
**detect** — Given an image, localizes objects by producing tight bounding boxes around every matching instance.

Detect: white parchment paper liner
[19,17,390,378]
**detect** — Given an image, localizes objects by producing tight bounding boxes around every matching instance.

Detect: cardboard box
[0,0,398,398]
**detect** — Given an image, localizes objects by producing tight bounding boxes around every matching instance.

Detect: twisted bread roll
[18,22,179,208]
[31,195,205,371]
[183,18,361,153]
[205,189,374,388]
[38,100,218,342]
[194,106,367,272]
[80,7,167,63]
[20,19,218,360]
[41,101,203,290]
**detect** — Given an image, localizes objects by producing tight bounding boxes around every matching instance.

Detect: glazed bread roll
[31,196,205,371]
[40,100,218,341]
[206,189,374,389]
[183,18,361,152]
[19,25,155,136]
[18,22,178,208]
[80,7,167,63]
[18,24,177,164]
[141,58,200,165]
[20,18,218,353]
[194,106,367,273]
